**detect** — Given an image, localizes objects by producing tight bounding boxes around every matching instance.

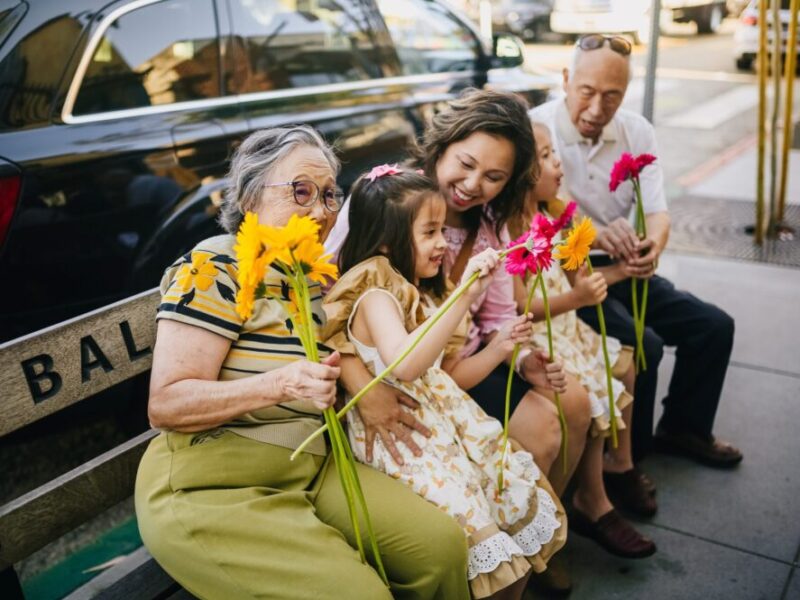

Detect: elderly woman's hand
[277,352,341,410]
[356,383,431,465]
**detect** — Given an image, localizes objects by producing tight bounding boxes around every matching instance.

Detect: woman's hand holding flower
[277,352,341,410]
[571,264,608,307]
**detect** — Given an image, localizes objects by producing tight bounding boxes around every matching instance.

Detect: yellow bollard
[769,0,783,236]
[756,0,768,245]
[777,0,799,224]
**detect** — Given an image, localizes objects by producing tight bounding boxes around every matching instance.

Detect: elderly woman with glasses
[135,125,470,600]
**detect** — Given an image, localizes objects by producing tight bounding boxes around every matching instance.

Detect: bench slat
[65,546,188,600]
[0,288,160,437]
[0,429,157,569]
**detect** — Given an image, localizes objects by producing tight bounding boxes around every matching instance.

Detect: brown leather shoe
[604,469,658,517]
[527,552,572,598]
[569,508,656,559]
[654,427,743,468]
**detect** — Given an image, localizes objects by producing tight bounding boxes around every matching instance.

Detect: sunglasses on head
[576,34,632,56]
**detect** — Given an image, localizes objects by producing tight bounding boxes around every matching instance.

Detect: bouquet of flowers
[609,153,657,373]
[235,212,387,585]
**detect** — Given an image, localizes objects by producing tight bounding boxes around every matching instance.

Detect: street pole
[642,0,662,123]
[768,0,783,236]
[777,0,798,224]
[755,0,768,244]
[479,0,492,41]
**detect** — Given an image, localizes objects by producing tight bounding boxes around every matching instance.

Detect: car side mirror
[491,33,525,69]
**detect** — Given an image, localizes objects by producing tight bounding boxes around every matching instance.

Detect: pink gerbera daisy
[505,230,552,276]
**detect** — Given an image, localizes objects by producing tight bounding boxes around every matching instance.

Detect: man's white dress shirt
[529,99,668,227]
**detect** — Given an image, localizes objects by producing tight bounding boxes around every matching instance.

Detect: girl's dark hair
[410,88,536,236]
[340,170,446,297]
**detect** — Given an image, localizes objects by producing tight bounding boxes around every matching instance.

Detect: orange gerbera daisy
[554,216,596,271]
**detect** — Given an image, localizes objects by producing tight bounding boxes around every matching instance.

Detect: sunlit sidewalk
[538,251,800,599]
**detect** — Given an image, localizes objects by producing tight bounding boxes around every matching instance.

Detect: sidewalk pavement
[551,251,800,600]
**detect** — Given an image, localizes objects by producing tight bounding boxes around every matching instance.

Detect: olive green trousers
[135,430,470,599]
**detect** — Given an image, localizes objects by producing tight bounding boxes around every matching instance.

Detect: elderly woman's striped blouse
[156,234,329,455]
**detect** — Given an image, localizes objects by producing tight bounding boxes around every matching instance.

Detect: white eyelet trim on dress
[468,531,525,579]
[467,455,562,580]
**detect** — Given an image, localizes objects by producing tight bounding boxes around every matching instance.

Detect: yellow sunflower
[262,214,320,264]
[291,237,339,285]
[554,216,596,271]
[234,212,274,319]
[176,251,217,292]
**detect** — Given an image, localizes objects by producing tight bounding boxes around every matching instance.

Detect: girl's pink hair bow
[366,163,403,181]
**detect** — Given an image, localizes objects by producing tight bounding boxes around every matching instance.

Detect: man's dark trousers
[577,268,735,462]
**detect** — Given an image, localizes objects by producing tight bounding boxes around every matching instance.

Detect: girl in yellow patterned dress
[507,123,655,556]
[323,167,566,599]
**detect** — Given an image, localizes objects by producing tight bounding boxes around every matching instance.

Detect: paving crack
[645,521,799,568]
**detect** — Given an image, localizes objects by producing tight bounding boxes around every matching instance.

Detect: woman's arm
[148,320,340,432]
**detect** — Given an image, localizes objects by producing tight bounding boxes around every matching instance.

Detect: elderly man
[530,34,742,505]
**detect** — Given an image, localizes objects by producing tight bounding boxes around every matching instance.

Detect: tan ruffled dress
[322,256,566,598]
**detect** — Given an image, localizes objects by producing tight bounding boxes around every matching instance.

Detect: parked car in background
[550,0,729,41]
[492,0,556,42]
[0,0,550,342]
[733,0,797,70]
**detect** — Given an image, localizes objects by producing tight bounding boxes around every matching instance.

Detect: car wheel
[735,56,753,71]
[697,4,723,34]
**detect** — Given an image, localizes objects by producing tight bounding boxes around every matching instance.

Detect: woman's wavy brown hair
[410,88,537,236]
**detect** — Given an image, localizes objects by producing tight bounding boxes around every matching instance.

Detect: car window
[0,1,25,49]
[226,0,385,94]
[375,0,479,75]
[72,0,219,116]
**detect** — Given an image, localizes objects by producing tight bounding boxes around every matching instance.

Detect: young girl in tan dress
[323,167,566,599]
[508,123,655,557]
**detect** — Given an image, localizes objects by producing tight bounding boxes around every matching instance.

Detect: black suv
[0,0,549,342]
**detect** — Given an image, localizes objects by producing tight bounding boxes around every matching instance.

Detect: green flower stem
[586,257,619,448]
[498,272,540,492]
[338,423,389,584]
[630,277,643,373]
[631,179,649,373]
[638,279,649,372]
[290,242,530,460]
[285,256,388,586]
[325,408,365,559]
[538,273,569,474]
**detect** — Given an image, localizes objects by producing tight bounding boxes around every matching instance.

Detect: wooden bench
[0,288,192,599]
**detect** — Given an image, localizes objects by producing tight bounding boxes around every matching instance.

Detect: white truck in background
[550,0,728,41]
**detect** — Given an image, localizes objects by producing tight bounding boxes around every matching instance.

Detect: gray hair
[218,125,340,233]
